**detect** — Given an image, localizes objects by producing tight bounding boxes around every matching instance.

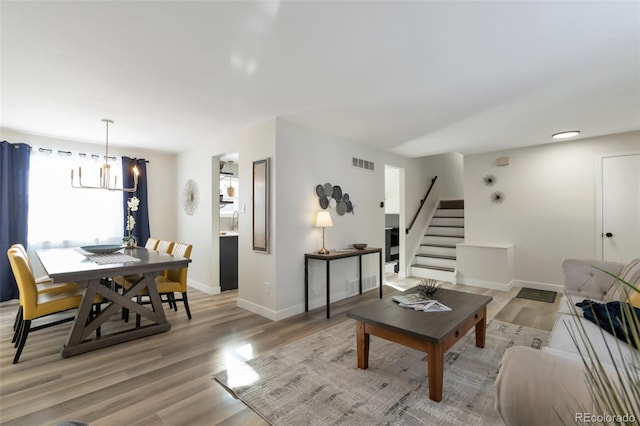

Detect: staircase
[411,200,464,283]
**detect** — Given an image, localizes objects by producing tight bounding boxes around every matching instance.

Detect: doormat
[516,287,557,303]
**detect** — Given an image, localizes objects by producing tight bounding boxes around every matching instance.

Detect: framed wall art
[252,158,270,252]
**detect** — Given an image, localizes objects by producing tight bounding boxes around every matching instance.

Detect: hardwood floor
[0,276,555,425]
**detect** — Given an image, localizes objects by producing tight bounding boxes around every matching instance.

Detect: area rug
[214,319,549,425]
[516,287,557,303]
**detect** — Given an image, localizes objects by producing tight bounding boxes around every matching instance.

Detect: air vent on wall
[352,157,375,171]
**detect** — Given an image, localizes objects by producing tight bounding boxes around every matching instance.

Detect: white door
[601,154,640,263]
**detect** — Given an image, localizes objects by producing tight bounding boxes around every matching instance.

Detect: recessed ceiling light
[552,130,580,139]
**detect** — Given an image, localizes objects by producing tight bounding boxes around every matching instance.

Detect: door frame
[595,150,640,260]
[383,164,406,276]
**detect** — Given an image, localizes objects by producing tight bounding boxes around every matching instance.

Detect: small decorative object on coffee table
[416,278,440,298]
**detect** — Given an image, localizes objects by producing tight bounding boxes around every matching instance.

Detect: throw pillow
[620,258,640,286]
[603,258,640,302]
[576,300,640,349]
[629,291,640,309]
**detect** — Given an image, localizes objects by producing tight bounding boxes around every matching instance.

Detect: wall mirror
[253,158,270,252]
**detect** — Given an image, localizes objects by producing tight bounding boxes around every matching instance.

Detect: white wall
[275,120,386,316]
[175,119,277,312]
[272,119,458,318]
[463,130,640,288]
[0,128,178,242]
[235,121,277,316]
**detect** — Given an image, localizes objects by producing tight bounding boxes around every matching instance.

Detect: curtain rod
[37,147,149,162]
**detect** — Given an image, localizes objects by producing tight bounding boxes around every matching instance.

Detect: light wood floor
[0,276,557,425]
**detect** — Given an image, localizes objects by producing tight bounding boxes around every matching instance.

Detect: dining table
[36,246,191,358]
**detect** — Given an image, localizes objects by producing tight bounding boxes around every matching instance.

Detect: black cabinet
[220,235,238,291]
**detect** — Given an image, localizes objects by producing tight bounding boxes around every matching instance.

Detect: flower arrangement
[123,196,140,247]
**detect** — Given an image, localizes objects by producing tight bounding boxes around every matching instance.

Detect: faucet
[232,210,239,230]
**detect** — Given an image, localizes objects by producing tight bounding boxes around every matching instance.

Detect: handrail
[406,176,438,235]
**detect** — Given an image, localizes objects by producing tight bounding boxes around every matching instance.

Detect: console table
[304,247,383,318]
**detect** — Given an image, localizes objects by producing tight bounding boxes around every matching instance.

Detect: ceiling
[2,1,639,157]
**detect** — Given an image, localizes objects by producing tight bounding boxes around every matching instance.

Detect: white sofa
[495,258,640,425]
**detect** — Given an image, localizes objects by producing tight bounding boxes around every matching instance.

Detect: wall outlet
[264,281,270,294]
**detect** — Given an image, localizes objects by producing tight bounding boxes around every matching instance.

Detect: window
[28,149,123,249]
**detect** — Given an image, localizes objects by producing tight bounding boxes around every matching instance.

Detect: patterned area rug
[214,319,549,425]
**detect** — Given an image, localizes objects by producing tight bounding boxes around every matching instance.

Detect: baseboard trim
[188,279,220,295]
[457,277,513,292]
[236,298,305,321]
[513,280,564,293]
[237,298,277,320]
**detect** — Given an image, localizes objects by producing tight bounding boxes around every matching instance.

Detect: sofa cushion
[604,258,640,302]
[629,290,640,308]
[563,259,622,300]
[496,346,597,426]
[621,258,640,284]
[548,314,635,367]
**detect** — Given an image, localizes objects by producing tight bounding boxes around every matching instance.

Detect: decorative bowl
[352,243,368,250]
[80,244,123,255]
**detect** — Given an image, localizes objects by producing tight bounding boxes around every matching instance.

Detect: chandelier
[70,119,138,192]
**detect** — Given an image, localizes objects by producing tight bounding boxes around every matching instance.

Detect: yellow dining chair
[156,242,193,316]
[115,237,171,321]
[10,244,81,338]
[130,242,193,327]
[7,247,87,363]
[113,236,161,289]
[155,239,174,254]
[144,237,160,250]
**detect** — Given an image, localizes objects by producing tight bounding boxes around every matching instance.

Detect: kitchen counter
[219,231,238,237]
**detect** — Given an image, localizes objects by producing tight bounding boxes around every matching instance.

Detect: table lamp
[315,211,333,254]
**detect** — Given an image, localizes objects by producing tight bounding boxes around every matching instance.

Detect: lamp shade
[315,211,333,228]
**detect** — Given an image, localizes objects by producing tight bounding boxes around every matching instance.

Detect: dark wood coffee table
[346,287,492,402]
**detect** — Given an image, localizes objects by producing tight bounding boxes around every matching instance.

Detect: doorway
[384,165,405,277]
[597,153,640,263]
[218,152,240,292]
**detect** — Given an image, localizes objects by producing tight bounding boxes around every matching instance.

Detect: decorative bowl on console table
[352,243,368,250]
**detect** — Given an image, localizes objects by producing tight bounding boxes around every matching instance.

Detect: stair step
[411,264,455,273]
[427,227,464,237]
[439,200,464,209]
[419,245,456,257]
[423,236,464,246]
[421,243,456,249]
[414,254,456,268]
[416,253,456,260]
[435,208,464,217]
[432,217,464,227]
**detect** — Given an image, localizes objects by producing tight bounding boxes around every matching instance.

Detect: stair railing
[406,176,438,235]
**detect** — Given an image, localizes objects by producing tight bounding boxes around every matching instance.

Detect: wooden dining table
[36,246,191,358]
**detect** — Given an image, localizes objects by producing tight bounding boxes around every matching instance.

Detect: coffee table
[346,287,492,402]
